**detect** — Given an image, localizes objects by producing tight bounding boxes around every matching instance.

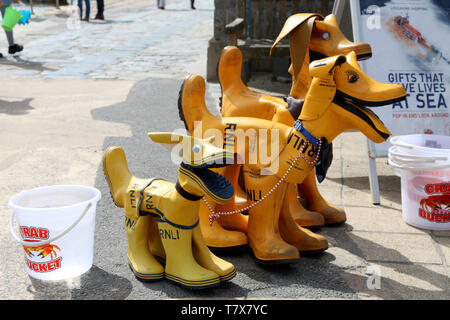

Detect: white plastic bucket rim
[9,185,101,247]
[8,184,101,213]
[390,134,450,156]
[388,133,450,171]
[388,146,450,171]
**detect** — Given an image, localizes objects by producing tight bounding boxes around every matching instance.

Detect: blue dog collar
[294,120,321,147]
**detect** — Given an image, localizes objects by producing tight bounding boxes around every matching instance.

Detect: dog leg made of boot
[245,172,299,264]
[297,169,346,225]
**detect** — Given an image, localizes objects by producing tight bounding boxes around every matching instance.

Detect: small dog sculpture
[102,133,236,288]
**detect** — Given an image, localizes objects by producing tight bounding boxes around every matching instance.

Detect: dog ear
[148,132,184,144]
[271,14,322,78]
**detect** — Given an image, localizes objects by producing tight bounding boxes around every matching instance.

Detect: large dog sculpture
[102,133,236,288]
[195,14,375,249]
[179,52,406,263]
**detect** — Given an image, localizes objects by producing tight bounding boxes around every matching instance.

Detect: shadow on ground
[0,98,34,115]
[27,265,132,300]
[0,56,57,72]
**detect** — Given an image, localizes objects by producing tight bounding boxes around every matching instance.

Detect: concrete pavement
[0,0,448,300]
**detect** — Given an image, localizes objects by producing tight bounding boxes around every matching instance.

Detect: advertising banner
[352,0,450,156]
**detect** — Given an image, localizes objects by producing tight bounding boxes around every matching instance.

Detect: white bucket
[9,185,101,281]
[388,134,450,230]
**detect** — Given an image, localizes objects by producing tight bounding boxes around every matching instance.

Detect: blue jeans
[96,0,104,15]
[78,0,90,19]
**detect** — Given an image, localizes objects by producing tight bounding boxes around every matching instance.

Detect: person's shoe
[0,53,3,58]
[8,44,23,55]
[158,6,164,9]
[81,17,89,22]
[94,13,104,20]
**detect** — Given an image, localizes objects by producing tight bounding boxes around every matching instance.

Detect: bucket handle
[9,202,92,247]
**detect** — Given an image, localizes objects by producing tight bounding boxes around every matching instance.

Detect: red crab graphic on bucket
[20,226,63,273]
[418,183,450,223]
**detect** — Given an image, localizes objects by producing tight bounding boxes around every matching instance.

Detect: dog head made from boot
[269,51,406,184]
[270,13,372,99]
[217,14,374,125]
[148,132,235,204]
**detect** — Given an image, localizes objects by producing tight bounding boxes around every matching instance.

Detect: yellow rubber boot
[297,170,347,225]
[125,215,165,282]
[103,147,165,281]
[148,215,166,262]
[216,163,248,234]
[198,197,248,249]
[157,218,220,289]
[283,182,325,229]
[279,191,329,254]
[244,171,299,264]
[192,225,236,283]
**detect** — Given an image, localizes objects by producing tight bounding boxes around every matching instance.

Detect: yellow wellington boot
[157,216,220,289]
[192,225,236,283]
[297,170,347,225]
[148,215,166,263]
[198,197,248,249]
[283,182,325,229]
[103,146,164,281]
[279,191,329,254]
[216,163,248,234]
[245,171,299,264]
[125,215,165,282]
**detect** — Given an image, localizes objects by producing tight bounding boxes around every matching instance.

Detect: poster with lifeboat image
[351,0,450,156]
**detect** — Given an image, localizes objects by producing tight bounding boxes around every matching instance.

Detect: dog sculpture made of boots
[191,14,375,250]
[178,52,406,263]
[221,13,373,231]
[102,133,236,288]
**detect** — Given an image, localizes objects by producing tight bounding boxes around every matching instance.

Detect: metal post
[246,0,251,40]
[348,0,382,204]
[30,0,34,15]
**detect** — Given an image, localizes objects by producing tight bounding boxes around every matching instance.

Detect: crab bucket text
[21,226,62,273]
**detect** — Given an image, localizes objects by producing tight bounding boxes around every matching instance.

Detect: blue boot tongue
[180,163,234,204]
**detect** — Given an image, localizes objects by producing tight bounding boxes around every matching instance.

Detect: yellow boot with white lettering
[147,132,237,289]
[103,146,165,282]
[125,215,165,281]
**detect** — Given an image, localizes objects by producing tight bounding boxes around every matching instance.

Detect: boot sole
[301,224,325,231]
[248,247,299,265]
[165,273,221,290]
[208,243,248,253]
[253,256,299,265]
[219,267,236,282]
[128,263,164,282]
[325,220,347,227]
[299,246,329,256]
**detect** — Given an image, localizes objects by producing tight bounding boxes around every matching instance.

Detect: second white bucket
[9,185,101,281]
[388,134,450,230]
